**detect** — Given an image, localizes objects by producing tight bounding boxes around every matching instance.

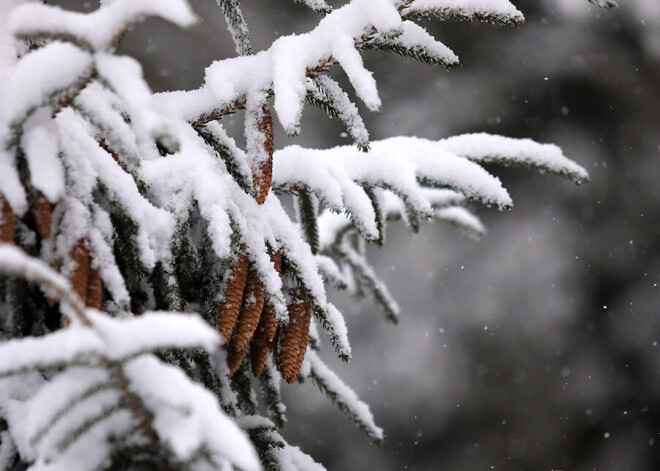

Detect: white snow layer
[10,0,196,51]
[403,0,525,24]
[123,356,260,470]
[21,111,66,202]
[439,133,590,183]
[307,351,383,441]
[0,41,92,213]
[157,0,406,132]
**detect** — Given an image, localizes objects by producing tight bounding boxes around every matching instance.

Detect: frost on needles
[0,0,595,469]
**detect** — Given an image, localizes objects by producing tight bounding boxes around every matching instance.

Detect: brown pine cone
[292,300,312,377]
[253,105,273,205]
[30,190,53,240]
[231,268,265,353]
[250,252,282,377]
[69,239,90,303]
[226,343,249,377]
[0,194,16,244]
[250,305,278,377]
[217,253,250,344]
[86,267,103,309]
[271,251,282,273]
[278,290,309,384]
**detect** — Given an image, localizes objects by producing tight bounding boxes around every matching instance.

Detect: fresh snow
[10,0,196,51]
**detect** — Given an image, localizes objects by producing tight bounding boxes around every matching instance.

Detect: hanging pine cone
[278,290,312,384]
[30,190,53,240]
[293,300,312,376]
[69,239,90,303]
[0,194,16,244]
[86,267,103,309]
[250,312,278,377]
[226,269,265,376]
[250,252,282,377]
[253,105,273,205]
[217,253,250,344]
[226,343,249,377]
[231,268,266,352]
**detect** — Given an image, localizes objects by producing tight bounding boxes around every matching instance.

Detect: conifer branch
[295,189,320,255]
[293,0,332,15]
[216,0,253,56]
[258,358,287,428]
[588,0,618,8]
[307,351,383,445]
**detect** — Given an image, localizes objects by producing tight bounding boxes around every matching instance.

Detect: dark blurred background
[58,0,660,469]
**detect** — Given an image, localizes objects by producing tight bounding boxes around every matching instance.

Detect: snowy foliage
[0,0,593,469]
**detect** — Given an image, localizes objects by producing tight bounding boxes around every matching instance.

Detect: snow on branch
[401,0,525,26]
[306,351,383,444]
[216,0,253,56]
[439,133,590,184]
[200,0,401,134]
[305,132,586,327]
[0,0,595,468]
[0,245,87,324]
[361,20,459,68]
[273,137,512,241]
[157,0,462,134]
[0,247,258,471]
[588,0,618,9]
[275,134,587,241]
[0,42,92,213]
[293,0,333,15]
[9,0,197,51]
[305,75,370,151]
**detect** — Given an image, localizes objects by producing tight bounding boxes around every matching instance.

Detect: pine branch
[196,123,254,197]
[305,76,370,151]
[0,247,258,470]
[230,360,259,415]
[258,358,287,428]
[341,245,400,324]
[363,186,386,246]
[588,0,618,9]
[295,189,320,255]
[10,0,197,52]
[361,21,459,69]
[216,0,253,56]
[293,0,332,15]
[314,255,348,290]
[401,0,525,26]
[307,351,383,445]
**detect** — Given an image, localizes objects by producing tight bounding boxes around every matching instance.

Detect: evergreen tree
[0,0,605,469]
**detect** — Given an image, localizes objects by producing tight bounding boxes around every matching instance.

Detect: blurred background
[58,0,660,469]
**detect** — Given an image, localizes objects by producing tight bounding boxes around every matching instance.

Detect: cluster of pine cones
[218,105,312,383]
[218,252,312,383]
[1,192,102,311]
[1,104,312,382]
